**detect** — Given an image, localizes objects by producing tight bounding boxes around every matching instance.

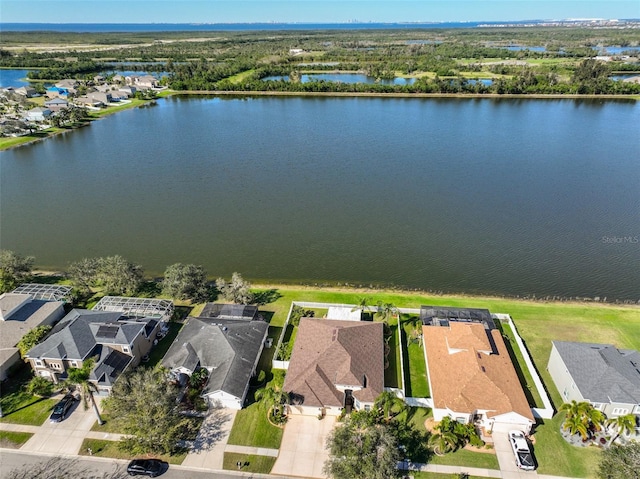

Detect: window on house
[364,404,371,411]
[612,407,629,415]
[35,359,43,367]
[50,363,61,370]
[70,361,78,368]
[122,346,130,353]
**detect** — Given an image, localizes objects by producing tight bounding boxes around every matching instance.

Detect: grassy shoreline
[2,90,637,151]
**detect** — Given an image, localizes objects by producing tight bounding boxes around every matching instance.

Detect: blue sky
[3,1,638,24]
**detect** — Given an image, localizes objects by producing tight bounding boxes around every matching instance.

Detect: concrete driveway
[181,408,237,470]
[271,414,336,478]
[493,431,539,479]
[22,394,102,455]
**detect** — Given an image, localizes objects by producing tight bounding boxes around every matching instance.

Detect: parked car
[126,459,165,477]
[49,393,77,423]
[509,430,536,471]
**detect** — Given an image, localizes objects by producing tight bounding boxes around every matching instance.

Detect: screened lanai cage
[92,296,174,321]
[12,283,73,302]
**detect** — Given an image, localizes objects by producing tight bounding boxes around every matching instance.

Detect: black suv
[49,394,76,423]
[126,459,165,477]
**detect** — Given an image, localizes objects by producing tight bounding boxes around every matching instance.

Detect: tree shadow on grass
[253,289,282,306]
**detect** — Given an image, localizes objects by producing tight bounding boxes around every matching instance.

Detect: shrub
[25,375,54,397]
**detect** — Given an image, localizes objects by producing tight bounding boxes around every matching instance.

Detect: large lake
[1,96,639,300]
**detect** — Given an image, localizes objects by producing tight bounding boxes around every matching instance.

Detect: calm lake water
[1,96,639,300]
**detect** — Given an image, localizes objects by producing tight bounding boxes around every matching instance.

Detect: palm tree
[351,297,372,314]
[607,413,637,446]
[255,385,289,415]
[560,400,605,438]
[585,407,605,433]
[428,430,458,455]
[562,414,589,440]
[66,358,104,425]
[374,391,405,421]
[374,302,399,323]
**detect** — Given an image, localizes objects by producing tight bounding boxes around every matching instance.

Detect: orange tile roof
[283,319,384,408]
[423,322,533,421]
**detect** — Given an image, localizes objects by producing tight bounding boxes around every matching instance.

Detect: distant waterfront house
[25,107,52,122]
[74,95,102,107]
[423,309,534,434]
[283,318,384,416]
[55,79,79,91]
[15,86,37,98]
[0,293,65,380]
[118,86,136,97]
[25,309,161,395]
[548,341,640,418]
[125,74,158,89]
[161,310,268,409]
[46,86,69,99]
[44,98,69,112]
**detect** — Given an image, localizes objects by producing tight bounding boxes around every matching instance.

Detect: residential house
[25,107,52,122]
[118,86,136,97]
[283,318,384,417]
[15,86,37,98]
[74,95,103,107]
[25,308,161,395]
[44,98,69,112]
[112,74,125,84]
[422,307,535,434]
[88,91,113,105]
[548,341,640,419]
[162,309,268,409]
[55,79,79,93]
[0,293,65,380]
[125,74,158,89]
[46,87,69,99]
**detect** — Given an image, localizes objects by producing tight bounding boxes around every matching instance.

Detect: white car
[509,430,536,471]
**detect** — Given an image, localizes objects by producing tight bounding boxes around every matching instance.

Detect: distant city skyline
[3,1,638,24]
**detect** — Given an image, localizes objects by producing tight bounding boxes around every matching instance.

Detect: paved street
[0,450,291,479]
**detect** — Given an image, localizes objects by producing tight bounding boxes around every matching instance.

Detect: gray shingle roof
[26,309,123,360]
[90,345,133,387]
[553,341,640,404]
[162,316,268,400]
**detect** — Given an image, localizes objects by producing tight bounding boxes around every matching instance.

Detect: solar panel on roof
[96,325,119,339]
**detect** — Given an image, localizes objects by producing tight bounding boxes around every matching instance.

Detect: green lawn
[248,286,640,478]
[533,413,601,478]
[385,325,402,388]
[428,448,499,470]
[0,431,33,448]
[0,366,58,426]
[223,452,276,474]
[80,438,187,465]
[413,473,486,479]
[401,320,430,398]
[226,400,283,449]
[144,321,183,369]
[226,69,256,84]
[496,319,544,408]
